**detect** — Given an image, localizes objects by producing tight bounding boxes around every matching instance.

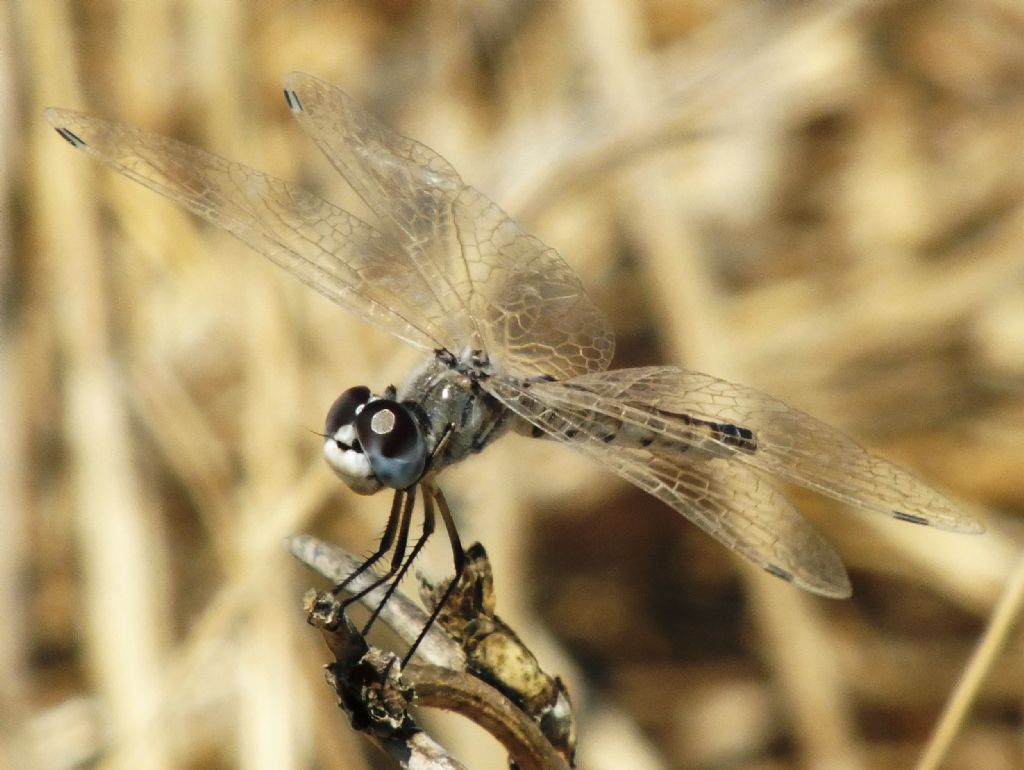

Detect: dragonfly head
[323,386,428,493]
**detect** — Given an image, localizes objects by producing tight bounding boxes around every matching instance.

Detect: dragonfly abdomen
[521,403,758,459]
[615,419,757,459]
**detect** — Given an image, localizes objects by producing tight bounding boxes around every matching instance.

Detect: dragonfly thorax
[394,352,519,476]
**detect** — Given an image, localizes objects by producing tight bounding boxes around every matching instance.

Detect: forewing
[282,72,615,380]
[486,378,851,597]
[45,108,447,352]
[524,367,982,533]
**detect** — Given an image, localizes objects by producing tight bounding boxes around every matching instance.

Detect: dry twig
[291,536,573,770]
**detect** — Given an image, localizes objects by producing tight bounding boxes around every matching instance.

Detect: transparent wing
[282,72,615,380]
[44,107,448,352]
[486,377,851,597]
[503,367,982,533]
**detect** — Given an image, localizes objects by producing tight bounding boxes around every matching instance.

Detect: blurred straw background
[4,0,1024,768]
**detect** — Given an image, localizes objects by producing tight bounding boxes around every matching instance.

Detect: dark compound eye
[354,399,427,489]
[324,386,371,435]
[355,400,419,460]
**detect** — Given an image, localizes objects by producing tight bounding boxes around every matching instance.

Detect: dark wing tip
[54,126,86,149]
[892,511,931,526]
[43,109,87,149]
[763,564,794,583]
[894,508,985,534]
[283,87,302,114]
[763,562,852,599]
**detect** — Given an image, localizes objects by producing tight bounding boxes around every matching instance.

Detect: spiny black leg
[402,481,466,666]
[361,485,437,634]
[332,487,407,597]
[342,485,417,611]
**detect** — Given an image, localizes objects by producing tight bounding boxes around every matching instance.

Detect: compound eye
[354,400,427,489]
[325,386,371,434]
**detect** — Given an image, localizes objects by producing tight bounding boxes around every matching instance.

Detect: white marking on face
[332,423,357,446]
[323,439,381,495]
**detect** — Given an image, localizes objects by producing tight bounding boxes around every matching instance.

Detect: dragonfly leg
[338,486,416,620]
[361,485,438,634]
[402,480,466,665]
[336,422,461,644]
[332,486,411,598]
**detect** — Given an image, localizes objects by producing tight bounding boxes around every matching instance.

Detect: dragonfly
[47,73,982,658]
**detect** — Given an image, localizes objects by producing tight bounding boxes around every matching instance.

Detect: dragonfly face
[322,385,427,494]
[46,73,982,619]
